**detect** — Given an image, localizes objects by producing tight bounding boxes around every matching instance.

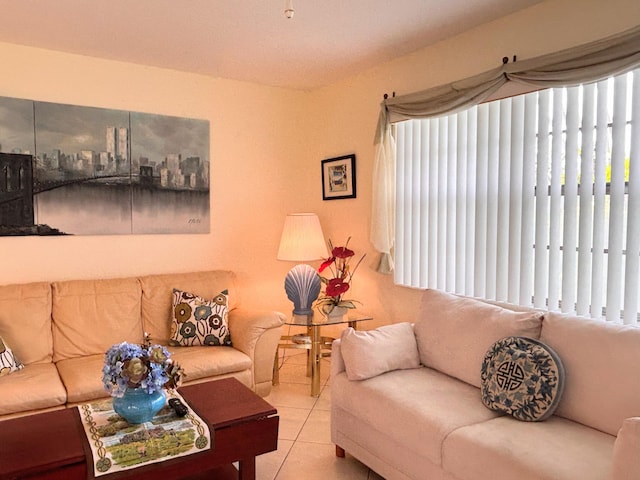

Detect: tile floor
[256,350,384,480]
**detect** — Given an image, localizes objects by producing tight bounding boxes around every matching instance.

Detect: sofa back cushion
[414,289,543,388]
[540,312,640,436]
[52,277,143,362]
[0,282,53,365]
[139,271,239,345]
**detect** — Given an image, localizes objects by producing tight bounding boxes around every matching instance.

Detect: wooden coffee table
[0,377,278,480]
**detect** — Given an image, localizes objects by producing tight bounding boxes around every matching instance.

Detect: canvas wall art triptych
[0,96,210,236]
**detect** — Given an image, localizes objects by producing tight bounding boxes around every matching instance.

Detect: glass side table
[273,311,373,397]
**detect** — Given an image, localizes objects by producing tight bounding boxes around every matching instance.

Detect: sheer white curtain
[371,25,640,274]
[395,69,640,323]
[370,109,396,274]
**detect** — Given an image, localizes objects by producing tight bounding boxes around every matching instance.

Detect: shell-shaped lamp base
[284,264,321,315]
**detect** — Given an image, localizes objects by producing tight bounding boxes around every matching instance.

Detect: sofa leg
[336,445,345,458]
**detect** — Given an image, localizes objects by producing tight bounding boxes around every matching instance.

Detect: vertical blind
[395,68,640,323]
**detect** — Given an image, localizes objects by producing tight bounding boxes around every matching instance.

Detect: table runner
[78,391,211,477]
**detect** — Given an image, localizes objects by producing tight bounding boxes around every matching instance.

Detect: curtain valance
[382,24,640,126]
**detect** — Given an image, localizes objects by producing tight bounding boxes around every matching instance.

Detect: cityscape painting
[0,96,209,236]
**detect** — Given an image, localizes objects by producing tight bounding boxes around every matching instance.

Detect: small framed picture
[321,154,356,200]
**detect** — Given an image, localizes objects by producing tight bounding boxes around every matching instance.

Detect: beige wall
[0,0,638,331]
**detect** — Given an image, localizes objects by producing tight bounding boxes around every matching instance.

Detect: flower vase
[326,306,348,320]
[112,387,167,424]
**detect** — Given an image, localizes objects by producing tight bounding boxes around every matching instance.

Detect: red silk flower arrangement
[316,238,365,315]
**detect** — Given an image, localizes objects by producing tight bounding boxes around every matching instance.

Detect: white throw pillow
[340,322,421,381]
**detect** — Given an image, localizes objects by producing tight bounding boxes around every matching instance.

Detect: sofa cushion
[169,289,231,347]
[414,289,543,388]
[56,354,109,404]
[340,323,420,381]
[0,281,53,365]
[51,278,143,362]
[0,336,23,377]
[166,345,252,383]
[140,271,239,345]
[332,367,502,466]
[610,417,640,480]
[56,347,251,405]
[540,312,640,436]
[481,336,564,422]
[0,363,67,416]
[442,415,615,480]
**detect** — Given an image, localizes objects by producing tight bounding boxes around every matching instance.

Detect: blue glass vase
[112,387,167,424]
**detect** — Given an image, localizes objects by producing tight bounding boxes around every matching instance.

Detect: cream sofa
[0,270,284,421]
[331,289,640,480]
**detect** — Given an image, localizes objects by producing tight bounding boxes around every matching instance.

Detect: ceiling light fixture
[284,0,294,19]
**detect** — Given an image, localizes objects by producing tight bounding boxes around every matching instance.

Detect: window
[395,68,640,323]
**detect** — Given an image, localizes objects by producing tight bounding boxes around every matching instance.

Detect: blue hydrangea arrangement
[102,335,183,397]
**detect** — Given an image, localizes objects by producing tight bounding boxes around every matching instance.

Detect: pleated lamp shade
[277,213,328,261]
[277,213,328,315]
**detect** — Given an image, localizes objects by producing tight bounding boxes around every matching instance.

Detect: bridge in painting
[32,174,131,194]
[0,152,134,229]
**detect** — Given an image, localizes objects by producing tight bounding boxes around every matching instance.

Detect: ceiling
[0,0,542,91]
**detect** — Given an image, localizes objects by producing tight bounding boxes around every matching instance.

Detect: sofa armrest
[610,417,640,480]
[330,338,346,378]
[228,308,285,396]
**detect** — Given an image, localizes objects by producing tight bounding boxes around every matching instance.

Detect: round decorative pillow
[481,336,564,422]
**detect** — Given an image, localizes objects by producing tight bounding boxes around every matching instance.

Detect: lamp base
[292,312,314,323]
[284,264,321,315]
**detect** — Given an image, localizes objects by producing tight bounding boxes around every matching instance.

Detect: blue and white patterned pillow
[169,289,231,347]
[0,336,24,377]
[481,336,564,422]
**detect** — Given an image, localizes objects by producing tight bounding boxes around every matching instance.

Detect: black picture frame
[321,154,356,200]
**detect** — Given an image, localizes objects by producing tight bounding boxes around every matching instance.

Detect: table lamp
[277,213,328,316]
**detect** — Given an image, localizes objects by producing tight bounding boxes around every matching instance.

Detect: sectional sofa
[331,289,640,480]
[0,270,284,421]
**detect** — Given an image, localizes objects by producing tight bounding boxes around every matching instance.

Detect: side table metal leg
[272,351,280,386]
[306,325,312,377]
[311,324,321,397]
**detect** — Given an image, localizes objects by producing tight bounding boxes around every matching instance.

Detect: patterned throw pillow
[481,336,564,422]
[169,289,231,347]
[0,336,24,377]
